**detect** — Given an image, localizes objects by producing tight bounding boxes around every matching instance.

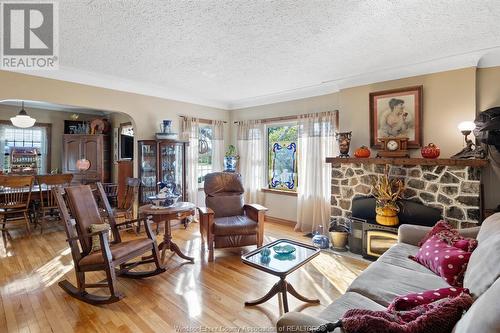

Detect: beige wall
[477,66,500,210]
[0,104,98,171]
[231,67,479,221]
[339,67,476,158]
[0,70,231,177]
[1,67,498,219]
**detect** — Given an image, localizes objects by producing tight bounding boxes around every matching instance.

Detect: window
[0,124,50,174]
[198,125,213,186]
[267,123,298,191]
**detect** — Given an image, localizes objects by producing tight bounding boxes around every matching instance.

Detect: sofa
[277,213,500,332]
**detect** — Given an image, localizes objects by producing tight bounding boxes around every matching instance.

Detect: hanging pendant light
[10,101,36,128]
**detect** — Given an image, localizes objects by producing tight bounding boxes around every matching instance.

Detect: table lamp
[457,121,476,144]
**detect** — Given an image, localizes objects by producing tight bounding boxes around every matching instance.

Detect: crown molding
[8,47,500,111]
[230,46,500,110]
[12,66,229,110]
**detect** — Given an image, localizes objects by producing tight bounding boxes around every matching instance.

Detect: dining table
[0,184,49,202]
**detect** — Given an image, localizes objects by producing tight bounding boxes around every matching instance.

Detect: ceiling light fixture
[10,101,36,128]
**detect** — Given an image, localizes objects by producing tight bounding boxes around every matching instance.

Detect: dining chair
[101,183,119,207]
[115,177,140,221]
[0,175,34,235]
[35,173,73,233]
[53,183,165,304]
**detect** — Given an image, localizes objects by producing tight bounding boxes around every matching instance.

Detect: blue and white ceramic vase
[312,225,330,249]
[224,156,237,172]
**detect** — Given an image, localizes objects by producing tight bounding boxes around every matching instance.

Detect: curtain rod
[179,115,227,124]
[233,110,338,124]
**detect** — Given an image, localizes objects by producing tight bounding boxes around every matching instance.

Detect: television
[120,135,134,159]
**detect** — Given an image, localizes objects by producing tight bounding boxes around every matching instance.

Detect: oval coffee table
[241,239,320,313]
[139,202,196,263]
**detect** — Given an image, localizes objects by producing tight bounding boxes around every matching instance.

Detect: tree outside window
[198,125,213,186]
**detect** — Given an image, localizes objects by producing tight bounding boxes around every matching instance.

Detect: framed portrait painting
[369,85,423,149]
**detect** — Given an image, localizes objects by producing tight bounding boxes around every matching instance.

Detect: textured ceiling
[55,0,500,108]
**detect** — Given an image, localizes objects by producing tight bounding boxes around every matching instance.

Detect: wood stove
[349,196,442,260]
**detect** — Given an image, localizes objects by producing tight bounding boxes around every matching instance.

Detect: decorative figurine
[451,139,486,159]
[335,131,352,158]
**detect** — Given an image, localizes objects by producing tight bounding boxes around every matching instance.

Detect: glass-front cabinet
[159,141,186,199]
[138,140,158,203]
[138,139,187,203]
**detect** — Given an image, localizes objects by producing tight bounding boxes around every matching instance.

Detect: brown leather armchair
[198,172,267,261]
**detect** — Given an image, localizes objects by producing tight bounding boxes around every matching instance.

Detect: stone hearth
[327,158,487,227]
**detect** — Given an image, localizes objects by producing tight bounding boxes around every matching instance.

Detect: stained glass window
[267,124,298,191]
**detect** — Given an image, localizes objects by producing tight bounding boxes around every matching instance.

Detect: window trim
[0,120,52,172]
[261,187,298,197]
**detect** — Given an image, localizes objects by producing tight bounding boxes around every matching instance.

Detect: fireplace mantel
[326,157,488,168]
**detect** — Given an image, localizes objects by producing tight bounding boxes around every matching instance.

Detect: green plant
[225,145,239,158]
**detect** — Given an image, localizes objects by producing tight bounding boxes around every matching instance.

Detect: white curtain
[237,120,265,204]
[211,120,224,172]
[181,117,199,205]
[38,126,48,174]
[296,111,339,233]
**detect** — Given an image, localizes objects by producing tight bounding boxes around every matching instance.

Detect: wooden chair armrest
[244,204,267,223]
[115,217,147,227]
[97,231,113,263]
[66,229,108,242]
[197,207,215,215]
[244,204,268,212]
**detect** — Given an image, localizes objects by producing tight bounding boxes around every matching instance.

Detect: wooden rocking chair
[53,182,165,305]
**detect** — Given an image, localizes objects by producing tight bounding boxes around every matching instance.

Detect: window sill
[261,188,297,197]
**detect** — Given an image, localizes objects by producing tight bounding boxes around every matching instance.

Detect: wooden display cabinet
[62,134,110,183]
[137,139,188,203]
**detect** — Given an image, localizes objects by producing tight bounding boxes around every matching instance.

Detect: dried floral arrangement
[372,167,405,212]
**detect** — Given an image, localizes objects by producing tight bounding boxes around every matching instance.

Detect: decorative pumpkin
[354,146,371,158]
[421,143,440,159]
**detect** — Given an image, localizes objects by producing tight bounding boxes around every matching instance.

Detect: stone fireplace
[326,157,488,228]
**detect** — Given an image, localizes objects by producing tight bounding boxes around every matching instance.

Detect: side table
[139,202,196,263]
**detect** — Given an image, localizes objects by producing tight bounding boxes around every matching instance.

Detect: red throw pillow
[387,287,469,311]
[340,292,474,333]
[418,220,478,252]
[410,235,471,286]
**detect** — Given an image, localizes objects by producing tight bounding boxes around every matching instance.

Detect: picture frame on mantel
[370,85,423,149]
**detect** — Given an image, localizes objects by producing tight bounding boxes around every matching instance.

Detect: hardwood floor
[0,221,369,333]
